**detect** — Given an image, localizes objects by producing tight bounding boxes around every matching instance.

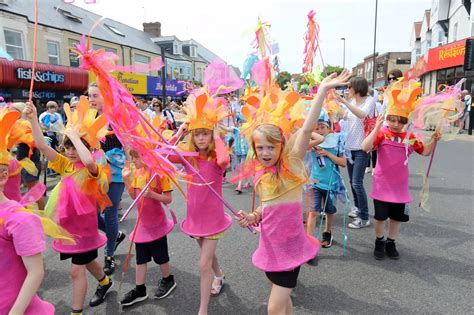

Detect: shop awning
[0,58,88,91]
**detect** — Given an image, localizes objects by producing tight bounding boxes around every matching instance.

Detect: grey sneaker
[348,218,370,229]
[348,206,359,218]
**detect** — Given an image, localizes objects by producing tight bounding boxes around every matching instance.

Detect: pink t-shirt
[5,159,22,202]
[129,169,175,243]
[0,200,54,315]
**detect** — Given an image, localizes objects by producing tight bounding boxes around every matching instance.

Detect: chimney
[143,22,161,37]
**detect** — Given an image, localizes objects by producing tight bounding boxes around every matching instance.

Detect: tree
[276,71,292,89]
[323,65,344,76]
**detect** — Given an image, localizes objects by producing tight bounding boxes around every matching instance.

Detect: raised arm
[361,114,384,152]
[23,103,58,162]
[65,127,98,176]
[335,94,367,119]
[291,70,352,159]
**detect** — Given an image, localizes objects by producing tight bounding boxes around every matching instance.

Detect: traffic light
[464,38,474,71]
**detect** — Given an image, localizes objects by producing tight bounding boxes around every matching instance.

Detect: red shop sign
[0,58,88,91]
[426,38,470,71]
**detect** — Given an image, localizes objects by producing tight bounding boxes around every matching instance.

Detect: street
[40,136,473,314]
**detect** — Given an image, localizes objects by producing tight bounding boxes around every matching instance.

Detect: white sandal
[210,273,225,296]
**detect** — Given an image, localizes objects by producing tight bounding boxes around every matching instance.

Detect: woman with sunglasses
[335,76,376,229]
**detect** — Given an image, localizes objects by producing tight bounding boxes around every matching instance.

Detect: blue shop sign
[147,77,184,97]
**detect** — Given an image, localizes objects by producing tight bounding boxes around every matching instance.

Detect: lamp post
[341,37,346,69]
[159,45,168,106]
[372,0,378,88]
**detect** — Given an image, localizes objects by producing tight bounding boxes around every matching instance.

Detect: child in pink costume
[238,71,351,314]
[362,114,440,260]
[4,158,21,201]
[24,102,113,315]
[120,149,177,307]
[0,150,54,314]
[171,122,232,315]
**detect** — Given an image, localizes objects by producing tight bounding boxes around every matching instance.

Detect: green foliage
[276,71,292,89]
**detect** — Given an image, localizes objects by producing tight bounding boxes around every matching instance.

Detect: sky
[75,0,432,73]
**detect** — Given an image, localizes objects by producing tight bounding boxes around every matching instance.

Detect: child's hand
[375,114,385,129]
[23,102,37,120]
[65,126,80,140]
[122,164,132,181]
[431,130,442,142]
[320,69,352,90]
[143,187,155,198]
[237,210,252,228]
[316,147,329,157]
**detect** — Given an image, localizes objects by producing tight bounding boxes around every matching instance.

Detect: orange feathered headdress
[240,85,307,139]
[386,79,423,118]
[183,89,230,131]
[62,96,109,149]
[0,108,21,165]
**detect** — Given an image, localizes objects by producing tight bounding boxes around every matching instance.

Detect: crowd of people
[0,61,468,315]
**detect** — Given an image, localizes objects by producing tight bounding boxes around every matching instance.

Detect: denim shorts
[312,186,337,214]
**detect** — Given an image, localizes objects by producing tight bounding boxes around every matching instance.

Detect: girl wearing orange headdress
[169,90,232,315]
[362,80,440,261]
[24,99,113,315]
[237,70,351,314]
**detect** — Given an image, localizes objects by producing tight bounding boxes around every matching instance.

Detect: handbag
[363,102,377,137]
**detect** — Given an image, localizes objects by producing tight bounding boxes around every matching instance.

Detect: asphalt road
[40,136,473,314]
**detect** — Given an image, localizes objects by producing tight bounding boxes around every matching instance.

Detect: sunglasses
[388,76,396,81]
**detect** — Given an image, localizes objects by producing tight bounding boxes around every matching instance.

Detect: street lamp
[341,37,346,69]
[372,0,379,88]
[158,45,171,106]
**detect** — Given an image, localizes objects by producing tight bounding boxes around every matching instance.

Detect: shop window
[47,40,60,65]
[446,68,455,80]
[454,66,464,79]
[4,29,24,60]
[437,69,447,80]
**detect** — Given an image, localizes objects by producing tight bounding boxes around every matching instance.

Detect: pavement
[39,137,473,314]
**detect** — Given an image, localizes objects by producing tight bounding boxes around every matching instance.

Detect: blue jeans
[98,182,125,257]
[347,150,370,220]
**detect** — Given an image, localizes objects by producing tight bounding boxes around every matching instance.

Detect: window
[105,24,125,37]
[190,46,197,57]
[56,7,82,23]
[47,40,60,65]
[453,23,458,41]
[134,54,150,65]
[68,39,80,67]
[437,30,444,46]
[4,29,24,60]
[93,44,117,54]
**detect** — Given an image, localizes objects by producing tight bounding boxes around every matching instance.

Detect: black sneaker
[385,240,400,260]
[321,231,333,248]
[154,277,176,300]
[374,239,385,260]
[120,287,148,307]
[103,256,116,276]
[89,280,113,307]
[114,231,126,251]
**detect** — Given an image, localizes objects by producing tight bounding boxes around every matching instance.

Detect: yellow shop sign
[89,71,147,95]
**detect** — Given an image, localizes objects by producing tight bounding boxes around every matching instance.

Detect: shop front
[88,71,148,96]
[0,58,88,109]
[147,77,184,99]
[422,38,474,94]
